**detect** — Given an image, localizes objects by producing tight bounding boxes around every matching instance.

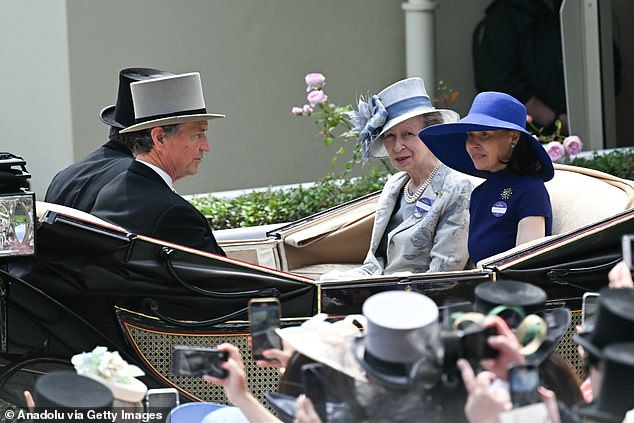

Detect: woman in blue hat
[419,91,554,265]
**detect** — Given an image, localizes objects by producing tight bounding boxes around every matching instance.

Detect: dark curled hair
[124,123,181,156]
[503,133,542,176]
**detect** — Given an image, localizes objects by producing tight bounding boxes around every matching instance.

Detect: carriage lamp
[0,152,36,353]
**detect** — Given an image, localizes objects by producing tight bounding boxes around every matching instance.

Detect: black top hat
[574,342,634,423]
[35,371,113,410]
[574,288,634,359]
[99,68,174,129]
[473,280,571,365]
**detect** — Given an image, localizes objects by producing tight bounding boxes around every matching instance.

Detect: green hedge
[567,148,634,180]
[191,168,389,230]
[192,149,634,230]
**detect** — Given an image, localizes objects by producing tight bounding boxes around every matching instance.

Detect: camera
[172,346,229,378]
[441,324,499,369]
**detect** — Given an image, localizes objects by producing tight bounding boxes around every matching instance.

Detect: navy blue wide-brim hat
[418,91,554,181]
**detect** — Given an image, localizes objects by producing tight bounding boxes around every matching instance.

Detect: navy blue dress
[468,171,551,264]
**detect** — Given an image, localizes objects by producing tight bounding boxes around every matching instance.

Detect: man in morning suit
[91,72,226,256]
[44,68,173,212]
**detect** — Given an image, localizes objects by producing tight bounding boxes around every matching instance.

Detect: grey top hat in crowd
[349,77,460,160]
[353,290,442,389]
[100,67,174,129]
[574,288,634,360]
[35,371,113,411]
[120,72,225,133]
[574,342,634,423]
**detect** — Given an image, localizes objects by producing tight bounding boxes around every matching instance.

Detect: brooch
[500,188,513,201]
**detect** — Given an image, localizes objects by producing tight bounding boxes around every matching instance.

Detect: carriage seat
[291,165,634,279]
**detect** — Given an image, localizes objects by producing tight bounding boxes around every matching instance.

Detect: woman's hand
[294,394,323,423]
[608,261,634,289]
[203,343,249,406]
[458,359,512,423]
[480,316,525,381]
[255,340,295,369]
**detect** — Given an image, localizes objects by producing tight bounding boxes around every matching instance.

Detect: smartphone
[302,363,327,422]
[582,292,600,325]
[508,364,540,408]
[145,387,179,422]
[172,346,229,378]
[249,297,282,361]
[622,234,634,269]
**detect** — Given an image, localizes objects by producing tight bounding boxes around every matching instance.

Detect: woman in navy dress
[419,91,554,265]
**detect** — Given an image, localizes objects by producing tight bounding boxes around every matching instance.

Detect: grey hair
[126,123,182,155]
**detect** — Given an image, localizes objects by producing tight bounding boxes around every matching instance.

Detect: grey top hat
[100,67,174,129]
[120,72,225,133]
[353,290,442,388]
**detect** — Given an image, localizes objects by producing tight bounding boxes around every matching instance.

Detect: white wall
[0,0,73,196]
[63,0,405,197]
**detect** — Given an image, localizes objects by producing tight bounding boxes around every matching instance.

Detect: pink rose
[545,141,565,162]
[302,104,313,116]
[526,114,533,124]
[307,90,328,107]
[291,107,304,116]
[563,135,583,155]
[305,73,326,91]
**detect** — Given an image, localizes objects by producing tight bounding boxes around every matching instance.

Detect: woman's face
[465,130,518,173]
[383,116,434,174]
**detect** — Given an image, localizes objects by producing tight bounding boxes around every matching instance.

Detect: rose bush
[527,116,583,162]
[291,72,361,171]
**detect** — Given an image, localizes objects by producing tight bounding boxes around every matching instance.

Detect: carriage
[1,163,633,412]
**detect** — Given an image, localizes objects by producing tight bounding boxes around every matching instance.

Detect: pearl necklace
[403,162,440,203]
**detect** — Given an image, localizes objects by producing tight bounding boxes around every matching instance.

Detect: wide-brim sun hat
[100,67,175,129]
[349,77,460,160]
[418,91,554,181]
[276,313,367,383]
[120,72,225,133]
[352,290,441,389]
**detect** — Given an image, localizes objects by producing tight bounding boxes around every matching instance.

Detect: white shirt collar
[136,159,174,190]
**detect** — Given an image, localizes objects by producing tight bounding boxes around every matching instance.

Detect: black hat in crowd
[35,371,113,411]
[99,68,174,129]
[574,342,634,423]
[473,280,571,365]
[574,288,634,360]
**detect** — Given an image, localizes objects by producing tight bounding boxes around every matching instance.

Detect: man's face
[160,121,210,181]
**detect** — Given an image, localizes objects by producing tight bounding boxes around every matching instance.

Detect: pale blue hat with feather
[348,77,460,160]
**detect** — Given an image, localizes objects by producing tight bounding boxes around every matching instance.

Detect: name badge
[414,197,433,218]
[491,201,507,217]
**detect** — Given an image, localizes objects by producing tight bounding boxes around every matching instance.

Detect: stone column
[402,0,439,95]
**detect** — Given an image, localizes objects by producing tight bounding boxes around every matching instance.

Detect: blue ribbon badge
[491,201,507,217]
[414,197,433,218]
